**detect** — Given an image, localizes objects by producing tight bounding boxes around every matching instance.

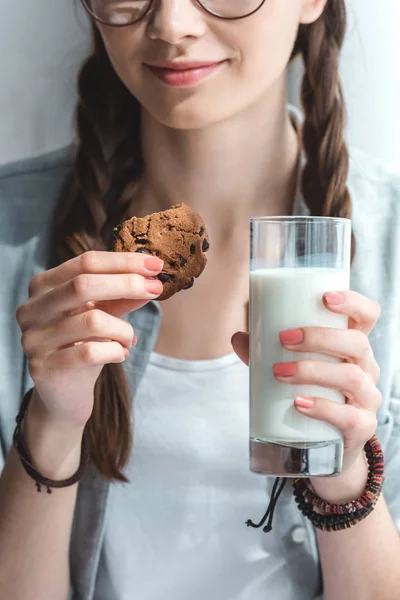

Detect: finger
[279,327,380,383]
[273,360,382,412]
[90,297,153,320]
[293,395,378,444]
[21,310,136,359]
[42,341,129,373]
[28,251,164,297]
[323,290,381,335]
[68,298,152,320]
[231,331,249,365]
[19,274,163,330]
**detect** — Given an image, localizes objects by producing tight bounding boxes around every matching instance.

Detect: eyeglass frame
[80,0,267,26]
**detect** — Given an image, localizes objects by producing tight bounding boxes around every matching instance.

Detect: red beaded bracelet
[246,435,384,533]
[292,435,384,531]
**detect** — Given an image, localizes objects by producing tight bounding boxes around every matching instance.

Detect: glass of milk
[249,216,351,478]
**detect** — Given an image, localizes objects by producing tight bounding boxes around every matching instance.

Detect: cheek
[233,8,300,89]
[97,24,144,84]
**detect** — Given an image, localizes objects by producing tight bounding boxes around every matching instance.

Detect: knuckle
[315,327,330,347]
[373,300,382,321]
[15,304,27,328]
[28,358,43,381]
[83,309,105,334]
[374,388,383,410]
[71,274,91,299]
[127,323,135,340]
[346,364,365,389]
[28,273,42,298]
[126,273,141,295]
[21,332,34,357]
[356,331,372,359]
[78,342,97,365]
[346,406,364,432]
[374,362,381,384]
[304,360,318,381]
[80,251,98,273]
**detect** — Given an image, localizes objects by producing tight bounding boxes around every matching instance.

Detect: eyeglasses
[80,0,266,25]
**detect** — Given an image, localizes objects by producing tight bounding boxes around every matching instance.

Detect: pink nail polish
[295,396,314,409]
[324,292,344,305]
[294,396,315,409]
[279,329,303,346]
[273,363,297,377]
[145,279,163,296]
[144,257,164,272]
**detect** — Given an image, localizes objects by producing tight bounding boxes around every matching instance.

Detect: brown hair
[49,0,352,482]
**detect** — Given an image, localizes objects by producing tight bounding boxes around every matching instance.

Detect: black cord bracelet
[13,387,90,493]
[246,435,384,533]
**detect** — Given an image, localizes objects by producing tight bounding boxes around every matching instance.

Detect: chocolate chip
[158,273,173,283]
[202,238,210,252]
[199,227,204,237]
[168,260,178,268]
[136,247,151,254]
[113,224,123,239]
[135,238,149,245]
[184,278,194,290]
[190,244,196,255]
[180,256,187,267]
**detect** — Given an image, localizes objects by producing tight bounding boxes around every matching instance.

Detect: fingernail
[123,348,130,358]
[145,278,163,296]
[132,334,138,346]
[144,257,164,272]
[295,396,314,409]
[324,292,344,305]
[279,328,303,346]
[273,363,297,377]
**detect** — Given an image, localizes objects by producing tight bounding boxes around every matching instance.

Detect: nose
[147,0,207,44]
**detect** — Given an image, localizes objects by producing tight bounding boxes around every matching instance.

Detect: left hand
[232,290,382,504]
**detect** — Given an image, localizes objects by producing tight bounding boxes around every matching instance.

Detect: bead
[292,435,384,532]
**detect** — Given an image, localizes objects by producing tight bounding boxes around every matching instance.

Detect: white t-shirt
[97,352,308,600]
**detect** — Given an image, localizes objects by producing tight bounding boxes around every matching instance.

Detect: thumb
[231,331,249,366]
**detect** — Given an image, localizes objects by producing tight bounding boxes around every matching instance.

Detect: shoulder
[0,146,72,180]
[347,147,400,229]
[347,147,400,290]
[0,146,72,218]
[347,149,400,339]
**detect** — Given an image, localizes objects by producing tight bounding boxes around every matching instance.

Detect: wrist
[310,451,369,506]
[22,389,86,481]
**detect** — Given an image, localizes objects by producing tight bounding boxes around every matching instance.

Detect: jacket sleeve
[378,358,400,532]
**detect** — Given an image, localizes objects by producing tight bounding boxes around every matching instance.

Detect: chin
[142,93,238,131]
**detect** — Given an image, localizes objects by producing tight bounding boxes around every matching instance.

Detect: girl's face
[95,0,326,129]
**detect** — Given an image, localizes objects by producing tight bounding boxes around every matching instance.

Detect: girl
[0,1,400,599]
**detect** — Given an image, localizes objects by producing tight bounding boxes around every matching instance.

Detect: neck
[133,77,300,238]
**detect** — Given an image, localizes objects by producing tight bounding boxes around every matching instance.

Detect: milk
[250,268,349,444]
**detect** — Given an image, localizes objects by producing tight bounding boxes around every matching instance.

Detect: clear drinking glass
[249,216,352,478]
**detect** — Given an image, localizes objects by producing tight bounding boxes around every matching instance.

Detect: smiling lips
[144,60,226,87]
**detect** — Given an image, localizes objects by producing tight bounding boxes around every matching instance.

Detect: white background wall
[1,0,400,170]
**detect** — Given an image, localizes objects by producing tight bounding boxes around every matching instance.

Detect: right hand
[16,251,164,429]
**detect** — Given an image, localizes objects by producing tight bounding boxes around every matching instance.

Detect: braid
[49,28,142,482]
[293,0,355,260]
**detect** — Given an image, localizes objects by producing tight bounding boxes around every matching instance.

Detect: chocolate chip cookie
[113,203,210,301]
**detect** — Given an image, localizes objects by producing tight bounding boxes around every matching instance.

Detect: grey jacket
[0,146,399,600]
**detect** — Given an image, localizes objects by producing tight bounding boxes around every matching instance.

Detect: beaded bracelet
[246,435,384,533]
[292,435,384,532]
[13,387,90,494]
